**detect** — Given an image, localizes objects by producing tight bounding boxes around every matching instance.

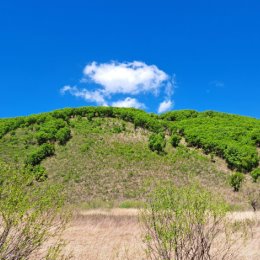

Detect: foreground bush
[140,182,249,260]
[0,162,69,259]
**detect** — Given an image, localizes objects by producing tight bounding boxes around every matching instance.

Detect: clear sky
[0,0,259,118]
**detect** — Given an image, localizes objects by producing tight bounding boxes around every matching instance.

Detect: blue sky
[0,0,260,118]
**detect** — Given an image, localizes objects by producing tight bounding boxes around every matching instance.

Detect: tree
[0,162,70,259]
[229,172,244,192]
[148,133,166,154]
[140,182,249,260]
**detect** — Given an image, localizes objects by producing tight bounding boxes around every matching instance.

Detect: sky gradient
[0,0,259,118]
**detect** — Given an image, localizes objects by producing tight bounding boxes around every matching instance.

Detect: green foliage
[161,111,260,172]
[229,172,245,192]
[25,143,55,166]
[0,106,259,179]
[250,168,260,183]
[26,164,48,182]
[141,182,232,260]
[169,133,181,147]
[119,200,145,208]
[35,130,53,144]
[0,162,67,259]
[55,126,71,145]
[148,133,166,153]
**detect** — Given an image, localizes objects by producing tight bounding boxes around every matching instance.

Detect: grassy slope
[42,117,257,209]
[0,109,259,209]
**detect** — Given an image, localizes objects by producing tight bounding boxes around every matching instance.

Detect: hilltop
[0,107,259,209]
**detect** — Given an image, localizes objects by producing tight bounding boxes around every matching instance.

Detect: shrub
[148,133,166,153]
[170,133,181,147]
[0,162,69,259]
[250,168,260,183]
[35,131,52,144]
[55,127,71,145]
[246,187,260,212]
[140,182,248,260]
[25,143,55,166]
[229,172,245,192]
[25,164,48,182]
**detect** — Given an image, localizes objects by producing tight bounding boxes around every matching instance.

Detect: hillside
[0,107,259,209]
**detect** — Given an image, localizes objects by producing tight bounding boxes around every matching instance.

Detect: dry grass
[63,209,144,260]
[61,209,260,260]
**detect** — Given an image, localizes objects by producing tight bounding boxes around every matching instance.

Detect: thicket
[141,182,249,260]
[170,133,181,147]
[25,143,55,166]
[0,107,259,173]
[148,133,166,153]
[0,162,69,259]
[161,110,260,172]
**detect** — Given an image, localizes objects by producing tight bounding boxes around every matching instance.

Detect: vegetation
[0,162,68,259]
[229,172,245,192]
[0,106,259,207]
[148,133,166,153]
[251,168,260,183]
[169,133,181,147]
[1,107,259,173]
[161,110,260,172]
[25,143,55,166]
[140,182,249,260]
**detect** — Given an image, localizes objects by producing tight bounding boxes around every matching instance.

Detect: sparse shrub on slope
[148,133,166,153]
[170,133,181,147]
[250,168,260,183]
[55,126,71,145]
[229,172,245,192]
[25,143,55,166]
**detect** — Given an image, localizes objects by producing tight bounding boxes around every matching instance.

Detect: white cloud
[112,97,145,109]
[158,100,173,113]
[60,85,107,106]
[61,61,176,112]
[83,61,169,95]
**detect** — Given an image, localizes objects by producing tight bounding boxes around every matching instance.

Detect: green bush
[229,172,245,192]
[140,182,243,260]
[170,133,181,147]
[251,168,260,183]
[55,127,71,145]
[25,164,48,182]
[0,162,68,259]
[148,133,166,153]
[25,143,55,166]
[35,131,52,144]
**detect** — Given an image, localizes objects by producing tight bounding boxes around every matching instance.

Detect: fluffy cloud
[61,61,175,112]
[60,85,107,106]
[158,100,173,113]
[83,61,169,96]
[112,97,145,109]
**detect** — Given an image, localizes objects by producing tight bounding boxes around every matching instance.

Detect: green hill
[0,107,259,209]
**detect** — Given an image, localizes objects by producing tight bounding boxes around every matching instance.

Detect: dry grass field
[62,209,260,260]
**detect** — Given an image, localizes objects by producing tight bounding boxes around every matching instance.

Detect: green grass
[0,107,259,210]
